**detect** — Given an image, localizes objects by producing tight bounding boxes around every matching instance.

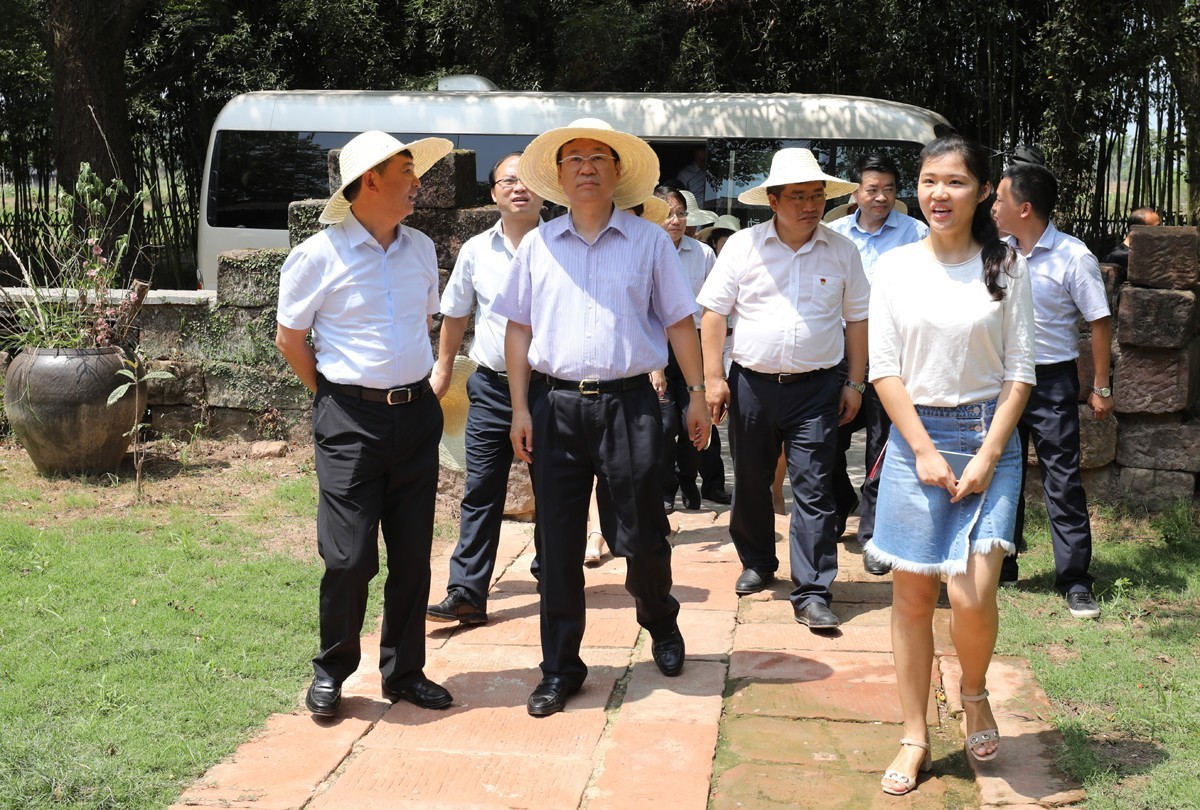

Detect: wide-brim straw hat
[437,354,477,471]
[320,131,454,224]
[737,148,858,207]
[695,214,743,243]
[678,190,717,227]
[518,118,659,210]
[635,195,670,226]
[822,199,909,223]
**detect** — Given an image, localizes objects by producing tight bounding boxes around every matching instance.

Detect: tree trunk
[46,0,147,193]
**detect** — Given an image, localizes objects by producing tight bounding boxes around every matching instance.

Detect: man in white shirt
[992,161,1112,620]
[698,148,869,631]
[427,152,546,626]
[275,132,456,717]
[827,153,929,576]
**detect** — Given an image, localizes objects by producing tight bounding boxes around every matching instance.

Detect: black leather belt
[739,365,833,385]
[547,375,650,396]
[322,378,428,404]
[477,366,545,384]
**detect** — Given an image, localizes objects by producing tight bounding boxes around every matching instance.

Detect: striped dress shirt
[493,208,697,380]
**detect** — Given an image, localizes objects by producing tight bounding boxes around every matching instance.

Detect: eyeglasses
[493,177,522,188]
[558,154,618,169]
[665,211,687,222]
[777,192,826,205]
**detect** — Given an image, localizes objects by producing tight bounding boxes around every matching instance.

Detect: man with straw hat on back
[275,130,456,718]
[493,118,711,717]
[427,151,547,627]
[697,147,869,632]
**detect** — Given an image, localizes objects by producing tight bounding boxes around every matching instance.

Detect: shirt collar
[342,208,405,250]
[850,208,900,236]
[1005,221,1059,258]
[550,205,628,242]
[761,217,829,252]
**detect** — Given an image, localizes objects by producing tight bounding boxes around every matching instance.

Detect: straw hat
[518,118,659,209]
[437,354,477,471]
[822,199,909,223]
[695,214,743,243]
[737,148,857,207]
[679,190,718,227]
[320,131,454,224]
[631,195,670,226]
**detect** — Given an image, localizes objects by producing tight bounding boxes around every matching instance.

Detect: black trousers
[662,347,725,500]
[444,370,546,606]
[727,363,840,608]
[834,382,890,543]
[311,381,442,687]
[1015,360,1095,595]
[533,380,680,685]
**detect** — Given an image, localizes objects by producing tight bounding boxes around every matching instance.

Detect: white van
[197,76,951,288]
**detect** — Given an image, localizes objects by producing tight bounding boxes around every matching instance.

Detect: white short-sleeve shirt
[677,235,717,328]
[1005,222,1110,365]
[439,218,523,372]
[696,219,870,374]
[276,211,439,388]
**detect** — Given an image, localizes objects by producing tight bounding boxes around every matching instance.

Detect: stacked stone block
[1111,227,1200,507]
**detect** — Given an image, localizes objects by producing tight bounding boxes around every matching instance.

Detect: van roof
[213,90,949,145]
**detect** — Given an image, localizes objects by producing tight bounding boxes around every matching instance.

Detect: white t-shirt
[868,242,1036,407]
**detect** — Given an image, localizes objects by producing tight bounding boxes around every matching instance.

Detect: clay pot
[3,347,145,476]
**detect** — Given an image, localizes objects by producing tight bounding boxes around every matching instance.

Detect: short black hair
[489,151,523,186]
[850,153,901,186]
[343,149,413,203]
[1002,162,1058,220]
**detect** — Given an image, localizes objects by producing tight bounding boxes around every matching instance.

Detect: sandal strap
[898,737,930,750]
[961,689,990,702]
[968,728,1000,745]
[881,770,914,787]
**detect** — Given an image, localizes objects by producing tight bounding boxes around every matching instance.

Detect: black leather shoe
[651,628,686,677]
[999,556,1019,585]
[305,675,341,717]
[794,602,840,630]
[701,487,732,505]
[863,552,891,576]
[527,675,580,717]
[383,676,453,709]
[427,590,487,624]
[734,568,775,596]
[680,481,702,510]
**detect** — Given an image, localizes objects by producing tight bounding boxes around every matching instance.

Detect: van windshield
[207,131,924,230]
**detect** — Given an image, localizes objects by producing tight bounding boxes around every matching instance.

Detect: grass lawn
[997,499,1200,810]
[0,442,399,810]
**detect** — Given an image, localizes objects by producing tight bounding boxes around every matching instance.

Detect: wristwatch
[845,380,866,394]
[1093,386,1112,398]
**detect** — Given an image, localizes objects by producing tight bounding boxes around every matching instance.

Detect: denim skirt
[864,398,1020,577]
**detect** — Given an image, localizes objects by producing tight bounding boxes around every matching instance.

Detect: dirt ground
[0,438,460,561]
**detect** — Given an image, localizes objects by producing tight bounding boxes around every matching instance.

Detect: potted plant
[1,163,152,476]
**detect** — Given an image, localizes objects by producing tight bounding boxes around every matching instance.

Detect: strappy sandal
[584,532,606,566]
[880,737,932,796]
[962,690,1000,761]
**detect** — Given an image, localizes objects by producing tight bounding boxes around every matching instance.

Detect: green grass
[0,467,389,810]
[997,500,1200,810]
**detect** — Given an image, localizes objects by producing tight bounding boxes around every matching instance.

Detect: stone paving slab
[728,650,939,725]
[588,720,719,810]
[306,748,591,809]
[171,703,386,810]
[617,658,727,724]
[941,655,1087,807]
[711,761,951,809]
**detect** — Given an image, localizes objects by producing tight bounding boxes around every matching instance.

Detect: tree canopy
[0,0,1194,287]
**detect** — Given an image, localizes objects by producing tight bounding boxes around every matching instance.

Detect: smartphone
[939,450,975,479]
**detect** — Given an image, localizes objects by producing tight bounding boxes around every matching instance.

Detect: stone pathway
[171,503,1084,809]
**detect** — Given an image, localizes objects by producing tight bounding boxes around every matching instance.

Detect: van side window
[208,131,339,229]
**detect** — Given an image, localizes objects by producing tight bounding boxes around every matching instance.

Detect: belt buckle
[578,377,601,396]
[386,386,412,405]
[776,373,790,384]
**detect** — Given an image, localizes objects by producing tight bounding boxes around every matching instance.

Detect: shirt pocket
[810,273,845,316]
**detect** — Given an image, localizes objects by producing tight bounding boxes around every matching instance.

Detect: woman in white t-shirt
[866,136,1036,796]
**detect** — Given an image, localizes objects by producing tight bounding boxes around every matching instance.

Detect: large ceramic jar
[3,347,144,476]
